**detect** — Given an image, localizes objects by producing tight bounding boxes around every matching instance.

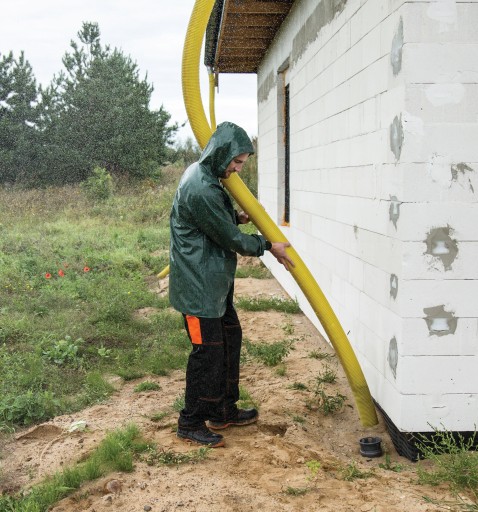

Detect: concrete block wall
[257,0,478,432]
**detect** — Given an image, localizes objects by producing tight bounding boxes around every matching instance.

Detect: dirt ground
[0,257,459,511]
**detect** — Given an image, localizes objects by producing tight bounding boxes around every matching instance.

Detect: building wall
[257,0,478,432]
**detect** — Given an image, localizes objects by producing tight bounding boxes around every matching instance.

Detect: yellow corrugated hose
[166,0,378,426]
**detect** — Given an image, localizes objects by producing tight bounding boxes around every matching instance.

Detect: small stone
[144,506,152,511]
[103,479,122,494]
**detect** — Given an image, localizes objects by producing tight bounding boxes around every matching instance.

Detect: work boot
[177,424,225,447]
[208,408,259,430]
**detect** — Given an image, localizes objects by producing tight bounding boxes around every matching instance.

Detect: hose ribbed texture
[177,0,379,426]
[208,71,217,130]
[182,0,216,148]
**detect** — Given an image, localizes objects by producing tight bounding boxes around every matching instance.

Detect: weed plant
[379,452,404,473]
[316,364,337,385]
[281,320,295,335]
[244,338,292,366]
[306,459,322,479]
[416,427,478,507]
[288,382,308,391]
[314,388,347,415]
[341,460,373,481]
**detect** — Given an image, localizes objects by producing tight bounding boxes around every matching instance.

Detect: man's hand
[237,211,250,224]
[270,242,294,271]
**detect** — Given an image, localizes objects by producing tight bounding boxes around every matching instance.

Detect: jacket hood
[198,121,254,178]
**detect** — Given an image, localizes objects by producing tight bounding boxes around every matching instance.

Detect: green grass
[235,265,272,279]
[0,178,311,506]
[238,385,259,410]
[134,381,161,392]
[172,394,185,412]
[0,181,191,429]
[149,411,169,422]
[0,424,151,512]
[236,296,301,314]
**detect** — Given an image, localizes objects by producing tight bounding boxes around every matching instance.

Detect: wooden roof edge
[204,0,225,69]
[204,0,294,74]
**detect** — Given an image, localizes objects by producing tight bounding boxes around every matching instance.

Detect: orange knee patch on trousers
[185,315,203,344]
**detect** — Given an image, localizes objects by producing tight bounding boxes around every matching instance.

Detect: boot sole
[208,416,258,430]
[176,433,225,448]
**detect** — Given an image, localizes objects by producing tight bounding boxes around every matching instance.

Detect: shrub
[81,167,114,200]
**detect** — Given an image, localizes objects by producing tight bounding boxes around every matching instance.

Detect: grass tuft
[244,339,292,367]
[236,296,301,314]
[134,381,161,393]
[143,446,210,466]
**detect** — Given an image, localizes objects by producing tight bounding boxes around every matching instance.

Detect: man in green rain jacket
[170,121,293,447]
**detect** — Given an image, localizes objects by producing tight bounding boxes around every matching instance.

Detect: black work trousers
[179,291,242,428]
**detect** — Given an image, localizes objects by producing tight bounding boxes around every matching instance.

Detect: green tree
[0,51,40,183]
[37,22,177,184]
[170,136,202,167]
[240,135,258,197]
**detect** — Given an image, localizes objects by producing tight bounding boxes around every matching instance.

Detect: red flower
[58,269,65,277]
[83,266,90,273]
[45,273,52,279]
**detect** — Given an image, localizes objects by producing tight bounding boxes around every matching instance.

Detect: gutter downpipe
[180,0,378,427]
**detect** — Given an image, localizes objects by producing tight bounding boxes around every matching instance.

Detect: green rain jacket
[169,122,267,318]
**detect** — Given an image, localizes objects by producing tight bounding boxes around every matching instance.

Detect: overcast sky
[2,0,258,143]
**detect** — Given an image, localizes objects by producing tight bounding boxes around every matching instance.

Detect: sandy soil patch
[0,260,455,511]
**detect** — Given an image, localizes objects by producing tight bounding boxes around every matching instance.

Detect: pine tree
[38,22,177,184]
[0,51,40,183]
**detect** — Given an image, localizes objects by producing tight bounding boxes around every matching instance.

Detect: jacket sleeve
[188,183,266,257]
